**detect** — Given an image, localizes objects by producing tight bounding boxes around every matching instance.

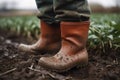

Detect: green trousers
[35,0,90,24]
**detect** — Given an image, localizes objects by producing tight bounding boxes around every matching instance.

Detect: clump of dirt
[0,29,120,80]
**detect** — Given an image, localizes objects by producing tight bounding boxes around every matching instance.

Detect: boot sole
[39,59,88,73]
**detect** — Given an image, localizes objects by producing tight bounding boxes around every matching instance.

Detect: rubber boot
[39,21,90,72]
[18,21,61,54]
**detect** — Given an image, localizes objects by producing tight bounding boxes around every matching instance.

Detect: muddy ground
[0,29,120,80]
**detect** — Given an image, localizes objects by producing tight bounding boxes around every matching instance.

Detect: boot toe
[39,57,72,72]
[18,44,27,51]
[18,44,33,52]
[39,57,55,67]
[39,57,60,70]
[39,57,52,69]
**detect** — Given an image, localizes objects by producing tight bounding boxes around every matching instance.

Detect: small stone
[5,40,12,44]
[4,52,9,56]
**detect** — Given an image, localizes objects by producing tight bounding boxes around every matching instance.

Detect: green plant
[89,14,120,52]
[0,16,39,38]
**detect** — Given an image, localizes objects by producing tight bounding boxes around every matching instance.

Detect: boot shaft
[40,21,61,42]
[61,21,90,48]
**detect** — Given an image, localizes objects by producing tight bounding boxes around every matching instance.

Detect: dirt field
[0,29,120,80]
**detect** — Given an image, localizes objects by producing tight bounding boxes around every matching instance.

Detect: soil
[0,29,120,80]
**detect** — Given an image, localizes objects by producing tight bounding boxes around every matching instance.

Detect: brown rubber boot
[18,21,61,54]
[39,21,90,72]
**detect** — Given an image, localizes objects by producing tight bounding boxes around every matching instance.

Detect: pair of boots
[19,21,90,72]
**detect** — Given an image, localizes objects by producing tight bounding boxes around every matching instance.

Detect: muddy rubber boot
[18,21,61,54]
[39,21,90,72]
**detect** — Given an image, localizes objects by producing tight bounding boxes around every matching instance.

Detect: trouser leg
[36,0,90,24]
[35,0,56,24]
[54,0,90,22]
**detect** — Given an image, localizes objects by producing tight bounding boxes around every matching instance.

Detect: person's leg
[39,0,90,72]
[18,0,61,54]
